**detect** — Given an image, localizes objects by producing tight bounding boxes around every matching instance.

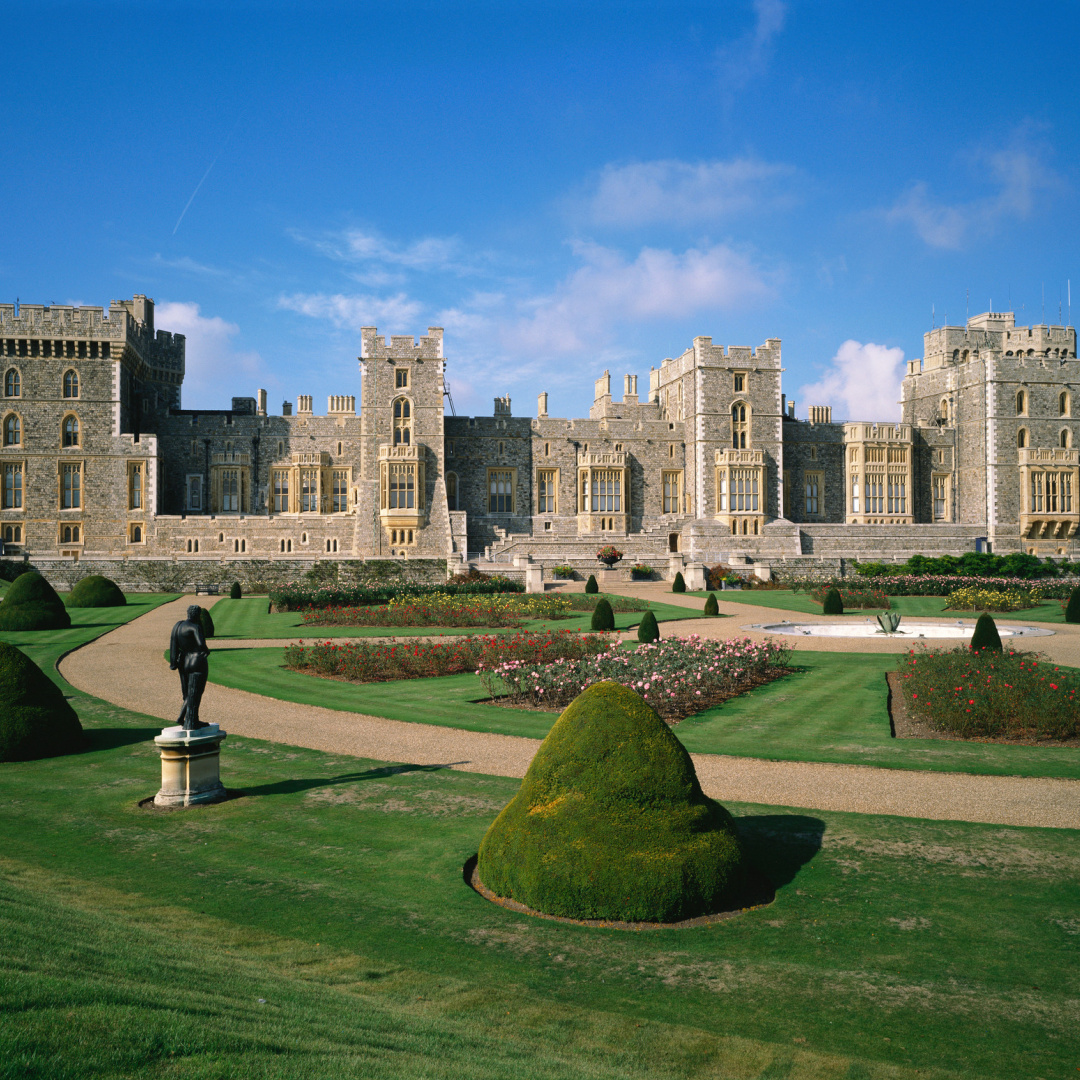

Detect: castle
[1,295,1077,584]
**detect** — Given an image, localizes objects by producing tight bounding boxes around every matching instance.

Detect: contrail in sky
[172,114,243,235]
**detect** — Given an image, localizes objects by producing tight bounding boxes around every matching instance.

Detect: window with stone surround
[445,471,458,511]
[887,476,907,514]
[662,470,682,514]
[933,474,949,520]
[783,470,792,517]
[1018,428,1028,449]
[733,372,746,393]
[388,462,417,510]
[332,470,349,513]
[1016,390,1027,416]
[804,471,822,516]
[488,468,515,514]
[187,475,203,512]
[850,473,860,513]
[537,469,557,514]
[272,469,290,513]
[3,413,20,446]
[590,470,621,513]
[2,523,22,544]
[62,414,80,447]
[62,369,79,398]
[221,469,240,512]
[129,461,144,510]
[61,463,82,509]
[728,469,759,512]
[59,523,81,544]
[1030,471,1073,514]
[731,402,750,449]
[1061,391,1071,417]
[129,523,144,544]
[3,462,22,508]
[392,397,412,445]
[395,368,409,389]
[389,528,415,546]
[3,369,19,397]
[300,468,319,513]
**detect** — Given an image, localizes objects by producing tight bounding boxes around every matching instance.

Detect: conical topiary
[970,612,1002,652]
[68,575,126,608]
[477,682,744,922]
[0,641,83,761]
[672,572,686,593]
[822,587,844,615]
[703,592,719,616]
[230,581,242,600]
[590,597,615,631]
[1066,586,1080,624]
[637,609,660,642]
[584,574,599,594]
[197,606,215,639]
[0,572,72,631]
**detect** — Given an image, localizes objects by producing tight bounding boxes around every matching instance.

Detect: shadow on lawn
[237,761,469,799]
[82,726,163,752]
[734,814,826,890]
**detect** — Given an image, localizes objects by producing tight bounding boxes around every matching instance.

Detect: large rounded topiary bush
[590,597,615,631]
[970,612,1002,652]
[1066,586,1080,624]
[672,572,686,593]
[637,608,660,642]
[230,581,242,600]
[703,592,719,616]
[0,641,83,761]
[68,575,126,608]
[0,572,71,631]
[822,587,844,615]
[478,682,744,922]
[584,574,598,595]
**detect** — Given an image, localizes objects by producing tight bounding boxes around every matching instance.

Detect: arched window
[1016,390,1026,416]
[952,349,959,362]
[62,414,80,447]
[731,402,750,449]
[1061,429,1072,449]
[393,397,411,446]
[1017,428,1027,449]
[63,369,79,398]
[940,397,950,423]
[131,525,142,543]
[1061,391,1070,416]
[3,369,19,397]
[2,413,20,446]
[446,471,458,511]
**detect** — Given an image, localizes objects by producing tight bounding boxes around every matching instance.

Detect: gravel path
[58,593,1080,830]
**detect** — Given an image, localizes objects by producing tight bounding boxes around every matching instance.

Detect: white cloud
[884,142,1059,249]
[512,241,773,353]
[277,291,424,331]
[716,0,787,92]
[154,301,264,407]
[288,227,467,273]
[798,340,905,422]
[581,157,797,228]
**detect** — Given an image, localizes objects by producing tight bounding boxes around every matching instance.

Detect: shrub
[672,572,685,593]
[630,563,653,579]
[477,681,744,922]
[897,645,1079,740]
[269,578,524,613]
[480,634,791,722]
[703,593,719,616]
[590,598,615,631]
[945,585,1039,612]
[822,587,844,615]
[197,606,215,639]
[1065,586,1080,623]
[230,581,242,600]
[302,594,573,628]
[559,594,647,613]
[637,609,660,643]
[808,583,888,609]
[970,612,1002,652]
[284,630,608,684]
[0,641,83,761]
[0,572,71,631]
[584,574,599,594]
[552,565,575,579]
[67,575,126,608]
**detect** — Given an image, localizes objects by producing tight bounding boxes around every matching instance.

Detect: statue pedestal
[153,725,227,807]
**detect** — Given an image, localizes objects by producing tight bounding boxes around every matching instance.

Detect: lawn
[207,647,1080,779]
[209,595,700,639]
[1,677,1077,1079]
[692,589,1069,623]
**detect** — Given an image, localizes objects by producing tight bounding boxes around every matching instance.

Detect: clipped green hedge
[269,578,524,612]
[970,612,1002,652]
[197,606,215,639]
[703,592,719,616]
[584,574,598,594]
[0,572,71,631]
[637,609,660,642]
[0,641,83,761]
[590,598,615,631]
[672,572,685,593]
[478,682,744,922]
[68,575,126,608]
[1066,586,1080,624]
[230,581,242,600]
[822,587,844,615]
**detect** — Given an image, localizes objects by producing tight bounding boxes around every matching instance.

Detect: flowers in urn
[596,546,624,568]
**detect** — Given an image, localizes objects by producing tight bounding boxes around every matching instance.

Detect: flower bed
[807,574,1076,600]
[270,577,524,613]
[944,585,1042,612]
[806,584,889,609]
[896,646,1080,741]
[558,593,648,613]
[301,593,574,628]
[630,563,653,579]
[478,634,791,722]
[284,630,609,684]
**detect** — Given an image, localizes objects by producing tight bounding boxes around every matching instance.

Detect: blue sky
[2,0,1078,421]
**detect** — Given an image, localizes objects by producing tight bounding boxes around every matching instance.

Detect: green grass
[1,674,1078,1079]
[693,589,1069,622]
[209,595,701,640]
[208,648,1080,779]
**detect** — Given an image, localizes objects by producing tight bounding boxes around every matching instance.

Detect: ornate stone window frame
[661,469,683,514]
[59,459,83,510]
[379,444,426,533]
[576,450,626,534]
[128,460,145,511]
[3,367,20,398]
[715,448,765,533]
[2,460,24,509]
[61,412,80,448]
[1,521,23,545]
[536,468,558,514]
[392,396,413,446]
[487,466,516,515]
[210,451,251,514]
[730,400,751,449]
[2,411,22,447]
[1019,447,1080,540]
[62,368,80,399]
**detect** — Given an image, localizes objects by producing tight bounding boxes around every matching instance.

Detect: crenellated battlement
[360,325,444,360]
[921,313,1077,370]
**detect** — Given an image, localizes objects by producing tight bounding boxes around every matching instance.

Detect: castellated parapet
[2,301,1077,579]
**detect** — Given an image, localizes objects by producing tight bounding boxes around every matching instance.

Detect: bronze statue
[169,605,210,730]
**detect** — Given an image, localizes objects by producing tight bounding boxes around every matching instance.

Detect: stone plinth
[525,564,544,593]
[684,562,707,591]
[153,725,227,807]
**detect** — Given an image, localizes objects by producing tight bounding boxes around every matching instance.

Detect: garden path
[59,594,1080,830]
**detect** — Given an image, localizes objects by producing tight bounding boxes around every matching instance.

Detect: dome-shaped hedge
[0,641,83,761]
[590,597,615,631]
[703,592,719,616]
[68,575,126,608]
[478,681,744,922]
[637,608,660,642]
[0,572,71,631]
[672,572,686,593]
[1066,586,1080,624]
[584,574,598,594]
[970,612,1002,652]
[822,587,844,615]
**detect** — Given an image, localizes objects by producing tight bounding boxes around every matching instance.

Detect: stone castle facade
[1,295,1077,580]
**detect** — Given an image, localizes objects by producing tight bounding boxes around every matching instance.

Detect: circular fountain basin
[750,620,1054,639]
